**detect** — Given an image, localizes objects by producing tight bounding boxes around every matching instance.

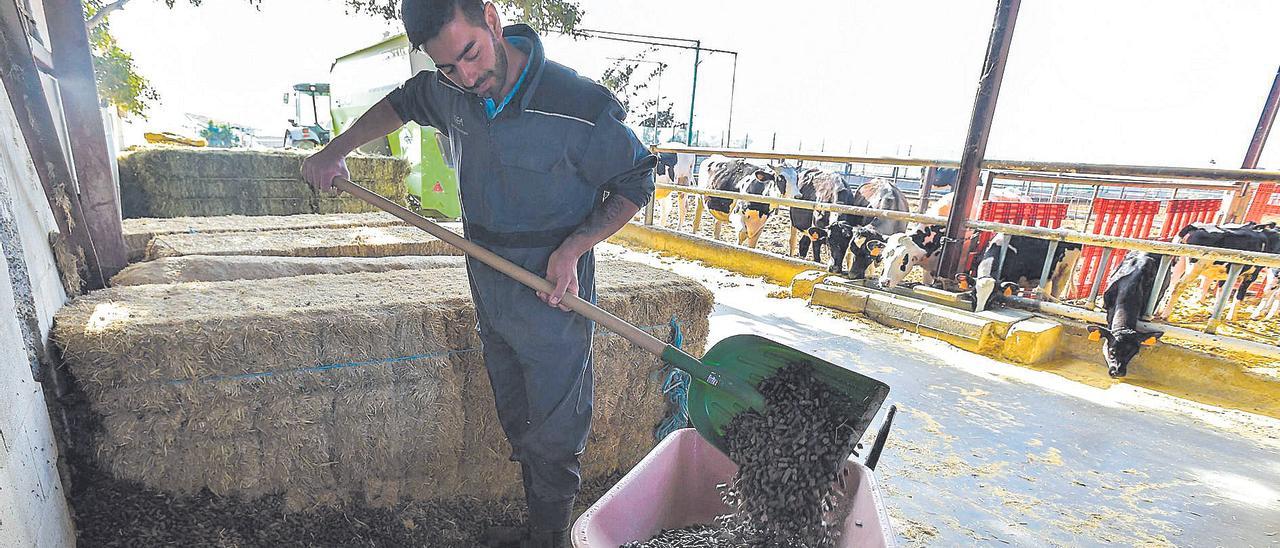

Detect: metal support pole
[644,197,655,225]
[1144,254,1173,319]
[1050,182,1061,202]
[917,167,936,213]
[995,234,1011,280]
[1038,240,1060,299]
[1085,247,1113,310]
[725,52,738,146]
[938,0,1021,282]
[1206,263,1244,333]
[1227,65,1280,221]
[1083,185,1103,227]
[686,42,701,145]
[982,170,996,201]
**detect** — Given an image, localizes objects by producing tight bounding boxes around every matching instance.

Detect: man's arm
[301,98,406,193]
[538,101,656,310]
[303,70,446,192]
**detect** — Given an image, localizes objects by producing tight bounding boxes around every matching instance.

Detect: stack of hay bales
[53,261,713,509]
[110,255,466,286]
[144,225,464,260]
[118,147,410,218]
[121,212,404,261]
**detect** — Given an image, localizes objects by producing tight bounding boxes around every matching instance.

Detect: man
[301,1,655,546]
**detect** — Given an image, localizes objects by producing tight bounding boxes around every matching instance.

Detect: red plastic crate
[1245,182,1280,223]
[1072,199,1161,298]
[1159,198,1222,240]
[965,201,1070,273]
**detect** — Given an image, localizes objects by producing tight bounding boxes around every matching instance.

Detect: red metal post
[938,0,1022,281]
[46,0,128,279]
[1228,65,1280,221]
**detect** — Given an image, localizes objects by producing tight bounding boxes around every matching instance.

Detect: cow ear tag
[1087,330,1102,342]
[1003,286,1016,296]
[1141,336,1159,346]
[870,247,882,257]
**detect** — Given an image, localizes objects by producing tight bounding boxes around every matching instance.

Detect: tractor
[283,83,331,149]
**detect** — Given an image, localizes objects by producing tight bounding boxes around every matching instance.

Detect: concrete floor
[607,244,1280,548]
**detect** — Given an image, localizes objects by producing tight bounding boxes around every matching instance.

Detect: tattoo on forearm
[568,194,639,248]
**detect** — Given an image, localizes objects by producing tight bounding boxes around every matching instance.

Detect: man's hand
[538,245,582,312]
[301,150,350,196]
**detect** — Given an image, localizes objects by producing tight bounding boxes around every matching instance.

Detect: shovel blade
[683,334,890,455]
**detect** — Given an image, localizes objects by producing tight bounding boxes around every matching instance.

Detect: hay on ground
[118,146,410,218]
[144,224,464,260]
[53,261,714,509]
[121,212,404,261]
[110,255,465,286]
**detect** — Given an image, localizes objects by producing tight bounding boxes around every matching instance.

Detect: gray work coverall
[385,24,656,532]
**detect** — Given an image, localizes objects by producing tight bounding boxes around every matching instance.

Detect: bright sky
[110,0,1280,167]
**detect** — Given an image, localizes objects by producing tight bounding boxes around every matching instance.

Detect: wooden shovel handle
[333,178,668,357]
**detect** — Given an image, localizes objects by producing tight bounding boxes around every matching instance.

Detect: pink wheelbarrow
[572,406,899,548]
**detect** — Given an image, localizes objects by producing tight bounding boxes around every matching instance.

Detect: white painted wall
[0,79,76,547]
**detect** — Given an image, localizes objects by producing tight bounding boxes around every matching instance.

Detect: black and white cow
[653,145,696,229]
[1251,268,1280,321]
[1154,222,1280,320]
[693,155,786,247]
[967,235,1083,312]
[786,171,909,274]
[1088,252,1165,378]
[877,225,947,288]
[827,222,889,278]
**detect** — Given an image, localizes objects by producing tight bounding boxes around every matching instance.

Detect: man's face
[423,6,508,98]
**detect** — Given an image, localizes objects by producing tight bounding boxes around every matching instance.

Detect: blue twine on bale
[655,316,691,441]
[163,322,677,387]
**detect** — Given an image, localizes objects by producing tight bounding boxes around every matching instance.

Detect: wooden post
[938,0,1022,282]
[0,0,104,289]
[46,0,128,278]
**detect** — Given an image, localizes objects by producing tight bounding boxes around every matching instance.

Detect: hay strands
[334,178,890,456]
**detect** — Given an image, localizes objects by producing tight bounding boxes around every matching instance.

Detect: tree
[82,0,583,118]
[86,1,160,118]
[599,49,684,142]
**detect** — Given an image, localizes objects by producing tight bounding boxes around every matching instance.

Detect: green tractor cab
[330,35,460,219]
[283,83,332,150]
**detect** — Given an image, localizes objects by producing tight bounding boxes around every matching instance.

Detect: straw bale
[118,146,410,218]
[111,255,465,286]
[53,260,713,509]
[121,212,404,261]
[144,225,464,261]
[142,197,315,218]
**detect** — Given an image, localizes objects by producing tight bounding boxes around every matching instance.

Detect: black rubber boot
[526,495,575,548]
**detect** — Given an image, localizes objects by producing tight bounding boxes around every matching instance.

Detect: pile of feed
[53,261,713,510]
[143,225,464,260]
[118,146,410,218]
[623,363,875,548]
[121,212,404,261]
[110,255,466,286]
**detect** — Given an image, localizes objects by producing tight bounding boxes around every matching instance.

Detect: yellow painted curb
[610,223,822,287]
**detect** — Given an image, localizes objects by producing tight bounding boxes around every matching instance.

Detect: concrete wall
[0,77,76,547]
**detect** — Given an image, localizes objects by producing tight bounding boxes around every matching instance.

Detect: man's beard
[471,29,508,98]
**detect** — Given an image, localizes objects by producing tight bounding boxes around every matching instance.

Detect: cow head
[877,226,944,288]
[731,170,779,245]
[1087,326,1162,378]
[769,164,801,199]
[829,222,886,278]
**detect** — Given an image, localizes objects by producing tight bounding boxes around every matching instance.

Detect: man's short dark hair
[402,0,487,50]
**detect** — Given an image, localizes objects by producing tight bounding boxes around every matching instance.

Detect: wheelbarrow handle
[334,177,671,355]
